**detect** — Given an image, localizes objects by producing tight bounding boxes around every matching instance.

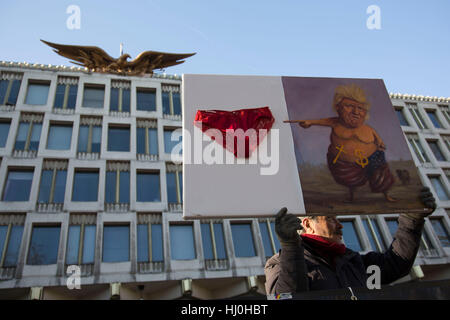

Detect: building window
[385,218,398,237]
[426,110,443,128]
[107,125,130,152]
[406,134,430,163]
[137,88,156,112]
[201,221,227,260]
[438,105,450,126]
[406,103,427,129]
[105,162,130,204]
[341,220,362,252]
[394,107,409,126]
[38,162,67,204]
[78,117,102,154]
[46,123,73,150]
[82,84,105,109]
[2,168,34,201]
[136,171,160,202]
[428,175,449,201]
[0,219,24,268]
[0,120,11,148]
[137,120,158,156]
[362,217,386,252]
[137,214,163,263]
[0,73,22,106]
[110,81,130,113]
[102,225,130,262]
[27,225,61,265]
[430,218,450,247]
[231,223,256,257]
[66,220,96,265]
[166,164,182,204]
[442,135,450,154]
[72,169,99,202]
[25,81,50,105]
[259,220,281,258]
[164,128,182,154]
[162,85,181,116]
[54,77,78,110]
[170,224,196,260]
[14,114,43,152]
[427,140,447,162]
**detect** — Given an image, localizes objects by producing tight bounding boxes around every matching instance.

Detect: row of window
[406,134,449,163]
[1,215,449,269]
[0,118,181,155]
[2,166,182,204]
[395,103,450,130]
[0,76,181,115]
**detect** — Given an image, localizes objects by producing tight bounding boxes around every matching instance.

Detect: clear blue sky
[1,0,449,97]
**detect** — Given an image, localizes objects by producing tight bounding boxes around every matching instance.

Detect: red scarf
[301,234,346,257]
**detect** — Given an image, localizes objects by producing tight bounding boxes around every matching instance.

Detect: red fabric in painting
[193,106,275,158]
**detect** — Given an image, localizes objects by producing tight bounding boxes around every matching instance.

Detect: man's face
[303,215,343,244]
[337,98,367,128]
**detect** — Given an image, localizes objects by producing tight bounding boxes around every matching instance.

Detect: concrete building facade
[0,61,449,299]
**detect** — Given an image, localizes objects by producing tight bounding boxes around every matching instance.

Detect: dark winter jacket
[264,214,424,294]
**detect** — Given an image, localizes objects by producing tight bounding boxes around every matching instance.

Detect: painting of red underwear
[282,77,426,215]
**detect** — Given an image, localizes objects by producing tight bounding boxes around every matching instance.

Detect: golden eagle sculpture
[41,39,196,76]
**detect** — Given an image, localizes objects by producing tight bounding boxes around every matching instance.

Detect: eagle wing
[41,39,116,68]
[127,50,196,71]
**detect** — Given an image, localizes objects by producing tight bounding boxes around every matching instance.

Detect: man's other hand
[275,207,302,243]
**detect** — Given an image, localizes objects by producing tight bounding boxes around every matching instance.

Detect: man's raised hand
[275,207,303,243]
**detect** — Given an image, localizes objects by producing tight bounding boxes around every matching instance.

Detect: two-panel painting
[182,74,426,219]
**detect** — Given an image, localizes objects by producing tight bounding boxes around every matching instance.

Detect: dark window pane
[166,172,177,204]
[27,226,60,265]
[105,171,116,203]
[72,171,99,201]
[162,92,170,114]
[137,172,160,202]
[77,125,89,152]
[66,225,80,265]
[428,141,446,161]
[122,89,130,112]
[38,170,53,203]
[270,222,281,252]
[14,122,29,150]
[341,221,362,252]
[67,84,78,109]
[427,111,442,128]
[164,129,181,154]
[170,225,195,260]
[3,225,24,267]
[137,224,149,262]
[430,219,450,247]
[91,126,102,153]
[430,177,449,201]
[0,226,8,262]
[201,223,214,260]
[119,171,130,203]
[137,89,156,111]
[0,81,8,104]
[151,224,163,262]
[8,80,21,105]
[149,128,158,155]
[29,123,42,151]
[172,92,181,115]
[82,225,96,264]
[83,86,104,108]
[110,88,119,112]
[213,223,226,259]
[3,170,33,201]
[54,84,65,109]
[103,225,129,262]
[53,170,67,203]
[386,219,398,237]
[395,109,408,126]
[26,83,49,105]
[259,222,273,257]
[137,128,146,154]
[108,127,130,152]
[47,124,72,150]
[231,224,256,257]
[0,121,11,147]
